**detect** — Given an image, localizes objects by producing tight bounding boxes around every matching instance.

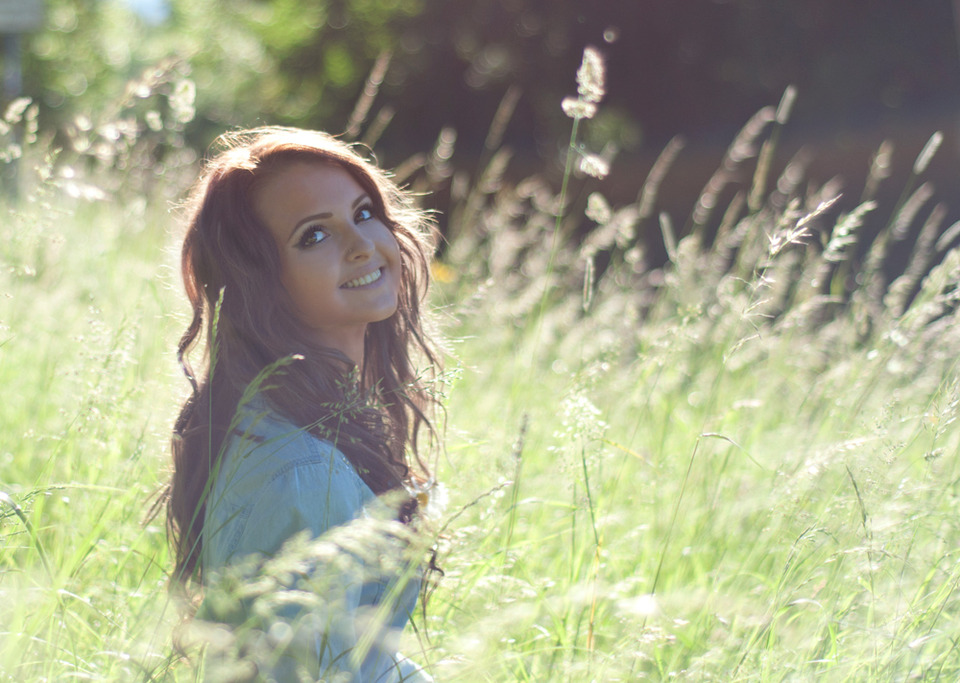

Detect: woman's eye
[355,205,375,223]
[298,227,327,248]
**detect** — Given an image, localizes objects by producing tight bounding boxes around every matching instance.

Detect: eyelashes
[295,203,377,249]
[297,226,326,248]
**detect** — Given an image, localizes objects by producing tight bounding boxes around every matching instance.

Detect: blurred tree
[20,0,422,147]
[16,0,960,169]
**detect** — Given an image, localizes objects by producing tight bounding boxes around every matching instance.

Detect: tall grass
[2,49,960,682]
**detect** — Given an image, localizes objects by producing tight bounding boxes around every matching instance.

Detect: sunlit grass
[0,172,184,680]
[3,59,960,682]
[427,279,960,680]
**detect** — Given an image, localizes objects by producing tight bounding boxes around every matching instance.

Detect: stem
[528,116,581,365]
[0,490,53,580]
[580,444,600,547]
[650,434,701,597]
[498,416,527,595]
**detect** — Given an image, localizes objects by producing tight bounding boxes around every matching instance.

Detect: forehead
[252,160,368,238]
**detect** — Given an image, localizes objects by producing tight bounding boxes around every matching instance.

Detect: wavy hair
[164,127,440,587]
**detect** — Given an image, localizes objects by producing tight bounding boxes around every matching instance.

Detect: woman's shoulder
[203,396,375,567]
[214,396,369,503]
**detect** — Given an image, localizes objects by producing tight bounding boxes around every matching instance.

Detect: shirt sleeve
[234,442,363,560]
[220,434,432,683]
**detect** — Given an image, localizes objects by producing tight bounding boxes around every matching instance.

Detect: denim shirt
[202,398,431,682]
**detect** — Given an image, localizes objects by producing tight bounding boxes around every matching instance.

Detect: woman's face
[253,160,401,364]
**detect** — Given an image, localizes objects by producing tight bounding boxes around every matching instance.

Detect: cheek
[384,230,402,263]
[276,260,299,300]
[387,240,403,292]
[277,260,320,311]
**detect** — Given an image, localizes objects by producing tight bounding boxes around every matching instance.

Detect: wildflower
[618,593,658,618]
[577,47,606,104]
[561,47,606,120]
[579,152,610,179]
[409,480,448,522]
[145,110,163,132]
[585,192,612,224]
[555,389,607,444]
[561,97,597,120]
[430,261,456,284]
[4,97,31,124]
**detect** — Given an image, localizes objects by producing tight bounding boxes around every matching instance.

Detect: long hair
[164,127,440,588]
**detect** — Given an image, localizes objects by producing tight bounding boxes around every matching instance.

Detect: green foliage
[24,0,424,146]
[4,39,960,683]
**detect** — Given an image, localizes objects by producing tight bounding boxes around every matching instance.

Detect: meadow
[3,51,960,681]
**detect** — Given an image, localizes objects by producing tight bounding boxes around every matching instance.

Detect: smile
[342,268,383,289]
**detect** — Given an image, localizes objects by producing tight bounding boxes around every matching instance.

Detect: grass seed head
[585,192,612,224]
[579,152,610,179]
[913,131,943,176]
[576,47,606,104]
[561,97,597,120]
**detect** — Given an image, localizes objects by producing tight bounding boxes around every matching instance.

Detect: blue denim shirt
[202,398,431,682]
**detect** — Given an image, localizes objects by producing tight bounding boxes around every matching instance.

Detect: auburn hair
[164,127,440,587]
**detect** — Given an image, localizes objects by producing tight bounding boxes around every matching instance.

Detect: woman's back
[201,398,428,681]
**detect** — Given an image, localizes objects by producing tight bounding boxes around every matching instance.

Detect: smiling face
[253,160,401,365]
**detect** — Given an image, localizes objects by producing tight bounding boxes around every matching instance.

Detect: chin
[366,306,397,328]
[379,295,400,321]
[378,306,400,324]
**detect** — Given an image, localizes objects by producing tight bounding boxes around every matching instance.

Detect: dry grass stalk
[636,135,685,222]
[861,140,894,203]
[343,50,392,140]
[690,107,775,231]
[483,86,522,153]
[360,105,395,149]
[885,202,948,317]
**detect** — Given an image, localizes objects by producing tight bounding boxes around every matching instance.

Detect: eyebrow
[288,194,372,241]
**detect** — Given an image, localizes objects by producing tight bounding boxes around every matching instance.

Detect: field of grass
[3,56,960,681]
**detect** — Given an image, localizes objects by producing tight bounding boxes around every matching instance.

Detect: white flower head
[585,192,612,224]
[579,152,610,179]
[577,47,606,104]
[145,110,163,131]
[562,96,597,120]
[555,389,607,444]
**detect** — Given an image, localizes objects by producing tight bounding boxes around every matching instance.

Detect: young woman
[164,127,441,681]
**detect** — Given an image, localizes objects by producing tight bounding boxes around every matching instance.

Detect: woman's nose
[345,224,375,259]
